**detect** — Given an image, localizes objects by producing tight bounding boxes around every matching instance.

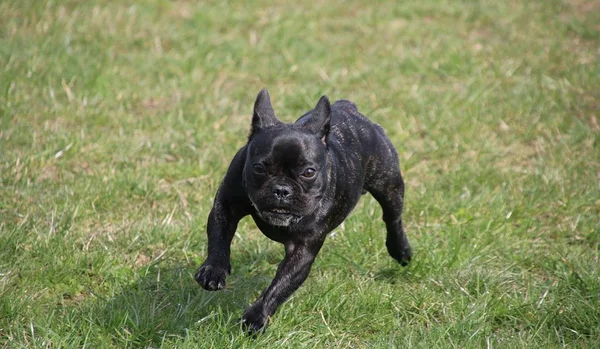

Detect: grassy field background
[1,0,599,347]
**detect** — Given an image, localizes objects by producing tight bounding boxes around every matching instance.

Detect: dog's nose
[273,185,292,199]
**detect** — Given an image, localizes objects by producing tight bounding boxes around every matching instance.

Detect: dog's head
[244,89,331,227]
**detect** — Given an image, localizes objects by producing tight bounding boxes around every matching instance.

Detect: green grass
[1,0,599,347]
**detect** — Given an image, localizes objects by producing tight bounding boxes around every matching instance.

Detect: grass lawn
[1,0,599,347]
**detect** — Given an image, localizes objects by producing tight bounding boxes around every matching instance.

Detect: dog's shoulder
[331,99,358,113]
[330,99,375,130]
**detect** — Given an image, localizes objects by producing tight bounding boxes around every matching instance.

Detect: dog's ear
[250,89,281,138]
[302,96,331,143]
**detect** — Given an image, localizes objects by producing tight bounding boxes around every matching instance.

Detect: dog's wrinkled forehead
[249,129,322,166]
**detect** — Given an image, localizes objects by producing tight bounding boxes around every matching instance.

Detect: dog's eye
[301,168,316,178]
[253,164,266,174]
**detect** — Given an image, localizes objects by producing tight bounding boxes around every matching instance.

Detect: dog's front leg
[195,200,242,291]
[241,239,324,334]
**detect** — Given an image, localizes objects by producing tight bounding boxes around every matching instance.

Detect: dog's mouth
[258,207,302,227]
[269,208,292,215]
[248,197,303,226]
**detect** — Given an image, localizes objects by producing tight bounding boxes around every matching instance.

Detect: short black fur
[195,89,412,334]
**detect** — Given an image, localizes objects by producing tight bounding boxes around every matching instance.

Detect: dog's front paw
[241,305,269,335]
[195,263,230,291]
[387,243,412,267]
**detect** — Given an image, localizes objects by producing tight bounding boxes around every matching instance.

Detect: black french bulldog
[195,89,411,334]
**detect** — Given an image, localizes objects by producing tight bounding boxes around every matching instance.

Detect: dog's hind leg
[365,162,412,266]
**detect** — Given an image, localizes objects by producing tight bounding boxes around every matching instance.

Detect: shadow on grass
[87,243,420,347]
[89,259,275,347]
[373,267,412,284]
